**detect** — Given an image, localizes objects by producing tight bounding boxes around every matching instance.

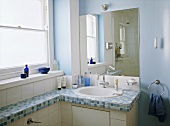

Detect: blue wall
[80,0,170,126]
[98,15,104,62]
[53,0,72,75]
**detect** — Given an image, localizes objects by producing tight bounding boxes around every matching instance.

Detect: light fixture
[102,4,109,11]
[154,37,158,49]
[106,42,113,49]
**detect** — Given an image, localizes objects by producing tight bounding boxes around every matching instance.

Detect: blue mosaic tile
[0,88,140,126]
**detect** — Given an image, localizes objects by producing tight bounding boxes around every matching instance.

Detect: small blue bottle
[85,78,90,86]
[81,75,85,86]
[24,64,29,77]
[90,57,93,64]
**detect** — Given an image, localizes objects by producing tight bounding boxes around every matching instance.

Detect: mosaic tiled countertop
[0,88,140,126]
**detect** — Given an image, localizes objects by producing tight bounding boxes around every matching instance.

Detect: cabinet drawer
[110,110,126,121]
[110,119,126,126]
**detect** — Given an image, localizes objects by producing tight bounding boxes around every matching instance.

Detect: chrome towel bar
[148,80,164,96]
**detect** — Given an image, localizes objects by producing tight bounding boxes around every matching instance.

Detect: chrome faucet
[97,74,109,88]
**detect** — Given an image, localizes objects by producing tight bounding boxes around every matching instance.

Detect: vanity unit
[1,88,139,126]
[62,88,139,126]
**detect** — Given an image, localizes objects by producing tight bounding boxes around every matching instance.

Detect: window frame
[0,0,54,80]
[86,15,99,63]
[120,25,126,55]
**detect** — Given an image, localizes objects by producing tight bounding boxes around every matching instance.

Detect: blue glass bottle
[24,64,29,77]
[90,57,93,64]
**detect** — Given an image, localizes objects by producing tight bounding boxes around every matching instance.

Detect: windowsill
[0,70,64,90]
[88,62,106,69]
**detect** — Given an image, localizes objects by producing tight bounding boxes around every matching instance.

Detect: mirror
[80,8,139,77]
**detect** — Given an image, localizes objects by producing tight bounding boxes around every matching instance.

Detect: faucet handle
[99,81,109,88]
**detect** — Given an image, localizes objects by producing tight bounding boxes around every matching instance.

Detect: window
[0,0,52,80]
[120,25,126,55]
[86,15,98,62]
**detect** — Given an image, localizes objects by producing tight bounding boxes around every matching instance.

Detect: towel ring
[148,80,164,96]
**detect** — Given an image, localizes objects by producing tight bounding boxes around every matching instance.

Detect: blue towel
[148,94,165,122]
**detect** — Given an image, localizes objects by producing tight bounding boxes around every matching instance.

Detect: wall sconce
[106,42,113,49]
[102,4,109,11]
[154,37,158,49]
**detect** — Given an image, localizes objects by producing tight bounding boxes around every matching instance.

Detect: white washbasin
[74,86,123,97]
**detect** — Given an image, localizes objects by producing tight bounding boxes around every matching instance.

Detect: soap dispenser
[84,72,91,86]
[57,77,61,90]
[114,79,118,91]
[61,76,66,89]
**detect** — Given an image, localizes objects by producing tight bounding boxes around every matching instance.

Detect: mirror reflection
[80,8,139,77]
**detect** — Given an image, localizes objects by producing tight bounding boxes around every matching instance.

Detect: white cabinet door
[72,106,109,126]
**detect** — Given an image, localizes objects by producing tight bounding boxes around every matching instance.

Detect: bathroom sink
[74,86,123,97]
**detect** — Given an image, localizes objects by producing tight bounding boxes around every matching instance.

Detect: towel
[148,94,165,122]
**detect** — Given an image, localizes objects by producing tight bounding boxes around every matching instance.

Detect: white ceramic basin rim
[74,86,123,97]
